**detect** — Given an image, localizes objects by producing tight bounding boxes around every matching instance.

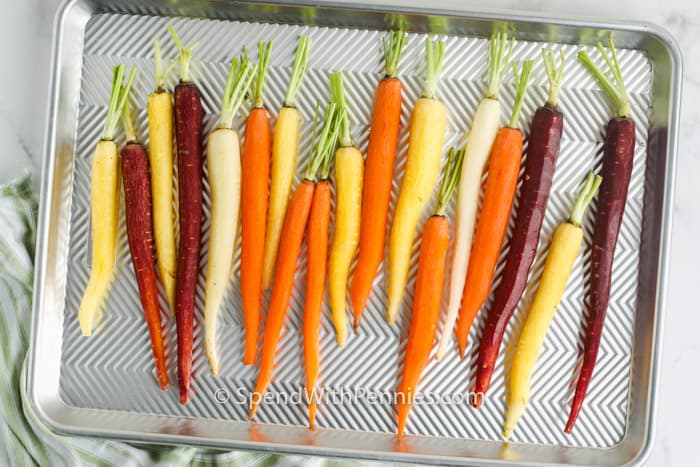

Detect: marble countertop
[5,0,695,465]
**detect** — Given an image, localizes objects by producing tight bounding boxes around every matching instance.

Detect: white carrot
[435,33,512,360]
[204,52,254,376]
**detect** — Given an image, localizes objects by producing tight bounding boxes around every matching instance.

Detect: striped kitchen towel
[1,175,383,467]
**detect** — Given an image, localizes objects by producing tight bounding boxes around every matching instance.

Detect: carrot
[169,25,203,404]
[566,38,636,434]
[350,30,406,330]
[250,103,340,420]
[504,172,601,438]
[78,65,135,336]
[204,52,255,376]
[386,38,448,324]
[455,60,534,359]
[120,94,169,391]
[147,39,178,314]
[436,33,513,360]
[241,41,273,366]
[396,147,464,438]
[328,72,364,347]
[261,36,311,290]
[473,49,565,399]
[303,176,331,429]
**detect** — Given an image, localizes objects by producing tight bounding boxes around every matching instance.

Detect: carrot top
[435,147,466,216]
[218,52,255,128]
[121,86,137,143]
[508,60,534,129]
[102,65,136,141]
[153,39,176,92]
[569,171,602,226]
[168,24,200,83]
[253,41,273,108]
[305,102,340,181]
[486,32,514,100]
[422,38,445,99]
[542,48,565,107]
[284,36,312,108]
[383,29,408,78]
[329,71,352,148]
[577,37,631,118]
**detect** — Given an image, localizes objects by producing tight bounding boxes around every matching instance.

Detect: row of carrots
[77,26,636,439]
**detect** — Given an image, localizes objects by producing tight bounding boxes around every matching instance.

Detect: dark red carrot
[170,25,203,404]
[473,49,565,400]
[565,38,636,433]
[120,99,169,391]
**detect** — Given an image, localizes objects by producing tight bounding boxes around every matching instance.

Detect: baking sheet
[58,12,650,449]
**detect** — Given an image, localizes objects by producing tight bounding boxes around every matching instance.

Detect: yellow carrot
[503,172,601,439]
[327,72,363,346]
[79,65,135,336]
[147,39,177,313]
[387,39,447,324]
[261,36,311,290]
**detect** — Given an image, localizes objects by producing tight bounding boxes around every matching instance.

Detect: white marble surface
[4,0,695,465]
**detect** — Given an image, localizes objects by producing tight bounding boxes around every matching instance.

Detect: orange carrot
[240,42,272,365]
[350,30,406,330]
[250,103,339,420]
[456,61,533,357]
[303,180,331,429]
[396,147,464,438]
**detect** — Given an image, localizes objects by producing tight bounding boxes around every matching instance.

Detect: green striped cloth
[1,176,383,467]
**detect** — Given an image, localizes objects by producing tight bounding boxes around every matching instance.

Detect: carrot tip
[472,394,483,409]
[179,391,189,405]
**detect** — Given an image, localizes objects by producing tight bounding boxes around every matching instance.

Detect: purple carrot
[565,37,636,433]
[473,49,565,400]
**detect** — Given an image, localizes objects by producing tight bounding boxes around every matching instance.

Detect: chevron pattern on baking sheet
[58,12,651,449]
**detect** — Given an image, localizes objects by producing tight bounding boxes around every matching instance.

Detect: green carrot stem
[383,29,407,78]
[542,48,565,107]
[168,24,200,83]
[577,37,631,118]
[306,102,340,182]
[329,71,352,148]
[435,147,466,216]
[102,66,136,140]
[218,52,255,128]
[284,36,311,108]
[121,96,136,143]
[153,39,176,92]
[253,41,273,108]
[422,38,445,99]
[486,32,514,100]
[508,60,534,129]
[569,171,602,226]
